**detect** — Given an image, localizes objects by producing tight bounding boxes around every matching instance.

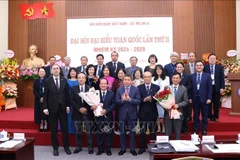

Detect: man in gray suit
[125,56,143,79]
[184,52,196,75]
[162,72,188,140]
[61,56,72,78]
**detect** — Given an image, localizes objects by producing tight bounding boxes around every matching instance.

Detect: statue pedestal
[22,79,35,107]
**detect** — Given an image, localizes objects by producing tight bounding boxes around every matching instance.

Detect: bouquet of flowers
[2,87,18,99]
[221,84,231,97]
[0,86,5,111]
[78,88,105,117]
[154,87,182,119]
[19,65,40,80]
[0,58,20,83]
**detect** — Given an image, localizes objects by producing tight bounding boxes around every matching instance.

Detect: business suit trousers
[193,97,208,132]
[96,116,114,151]
[181,105,188,133]
[164,117,182,140]
[119,114,137,150]
[48,105,69,149]
[139,113,157,149]
[208,85,221,119]
[74,115,93,151]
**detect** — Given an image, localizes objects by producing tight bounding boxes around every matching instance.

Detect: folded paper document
[169,140,199,152]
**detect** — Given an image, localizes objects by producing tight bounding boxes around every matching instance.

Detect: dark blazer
[94,64,105,78]
[115,85,141,120]
[70,84,94,121]
[138,83,160,119]
[61,66,72,78]
[125,66,143,78]
[96,90,115,121]
[76,66,87,74]
[184,63,196,75]
[203,64,225,92]
[190,72,212,103]
[106,61,125,78]
[43,76,70,113]
[164,63,176,78]
[180,73,192,97]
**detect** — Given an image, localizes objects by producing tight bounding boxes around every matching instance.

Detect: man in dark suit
[125,56,143,79]
[161,72,188,140]
[70,72,94,154]
[61,56,72,78]
[176,62,192,134]
[43,64,71,156]
[116,74,141,156]
[164,52,179,84]
[44,56,56,79]
[203,54,225,122]
[106,51,125,78]
[93,78,115,156]
[76,56,88,74]
[184,52,196,122]
[138,71,160,155]
[94,54,105,78]
[189,60,212,135]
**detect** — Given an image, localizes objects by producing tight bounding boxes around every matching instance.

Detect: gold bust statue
[22,45,45,68]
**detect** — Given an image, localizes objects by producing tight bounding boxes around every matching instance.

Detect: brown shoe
[214,118,219,122]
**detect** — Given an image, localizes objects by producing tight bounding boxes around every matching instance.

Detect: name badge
[156,136,169,143]
[197,84,200,90]
[202,135,215,144]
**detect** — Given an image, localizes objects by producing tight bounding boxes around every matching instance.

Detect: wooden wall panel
[194,0,215,58]
[66,0,174,18]
[213,0,236,59]
[46,1,66,60]
[173,0,195,54]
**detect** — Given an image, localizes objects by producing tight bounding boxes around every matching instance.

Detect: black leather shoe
[118,149,126,156]
[53,149,59,156]
[130,150,137,156]
[106,150,112,156]
[73,148,82,154]
[88,150,94,154]
[138,149,145,155]
[202,131,207,135]
[43,129,48,132]
[64,147,71,155]
[39,129,44,132]
[96,150,104,155]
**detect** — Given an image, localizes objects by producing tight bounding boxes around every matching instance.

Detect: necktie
[174,86,177,96]
[210,65,214,74]
[197,74,201,84]
[146,85,150,95]
[191,64,194,73]
[131,67,135,75]
[102,91,106,101]
[98,65,101,77]
[113,62,116,72]
[80,86,84,92]
[125,87,129,95]
[83,67,86,73]
[55,78,59,90]
[80,86,84,102]
[65,67,68,72]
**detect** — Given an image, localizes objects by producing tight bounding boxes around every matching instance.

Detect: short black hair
[124,74,132,80]
[133,68,143,80]
[38,67,45,74]
[99,77,108,84]
[208,53,217,59]
[49,56,56,60]
[130,56,138,61]
[86,64,95,75]
[148,54,158,63]
[96,54,104,59]
[176,62,185,67]
[195,60,204,66]
[77,72,87,79]
[67,67,78,79]
[188,52,196,57]
[116,68,126,80]
[111,51,118,56]
[172,72,181,79]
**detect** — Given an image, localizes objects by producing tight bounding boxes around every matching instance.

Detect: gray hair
[64,56,71,61]
[170,52,179,58]
[81,56,88,61]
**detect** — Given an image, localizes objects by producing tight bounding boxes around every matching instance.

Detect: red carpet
[0,107,240,147]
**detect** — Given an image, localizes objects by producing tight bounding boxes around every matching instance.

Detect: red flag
[19,2,55,20]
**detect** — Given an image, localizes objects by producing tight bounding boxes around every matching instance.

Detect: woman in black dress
[144,54,158,77]
[33,67,47,132]
[85,64,99,90]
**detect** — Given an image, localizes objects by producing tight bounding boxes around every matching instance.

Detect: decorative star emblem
[41,6,49,15]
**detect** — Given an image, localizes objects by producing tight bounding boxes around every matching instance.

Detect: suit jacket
[164,85,188,120]
[70,84,94,121]
[115,85,141,120]
[43,76,70,113]
[76,66,87,74]
[138,83,160,119]
[106,61,125,78]
[94,64,105,78]
[96,90,116,121]
[203,64,225,92]
[180,73,192,97]
[125,66,143,78]
[184,63,196,75]
[61,66,72,78]
[164,63,176,84]
[190,72,212,103]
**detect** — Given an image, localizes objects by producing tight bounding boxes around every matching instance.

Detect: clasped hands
[121,93,131,102]
[90,103,106,115]
[143,95,152,102]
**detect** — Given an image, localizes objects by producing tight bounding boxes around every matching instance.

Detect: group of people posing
[33,49,225,157]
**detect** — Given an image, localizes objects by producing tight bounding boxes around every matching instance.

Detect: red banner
[19,2,55,20]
